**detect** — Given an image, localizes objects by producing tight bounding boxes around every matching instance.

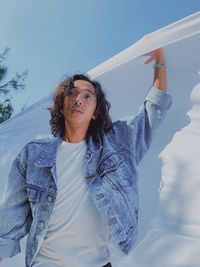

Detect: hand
[143,47,165,65]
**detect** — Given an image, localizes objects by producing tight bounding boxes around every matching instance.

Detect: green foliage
[0,47,28,124]
[0,99,13,123]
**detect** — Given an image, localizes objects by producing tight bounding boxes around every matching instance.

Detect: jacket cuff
[0,238,21,258]
[145,86,172,109]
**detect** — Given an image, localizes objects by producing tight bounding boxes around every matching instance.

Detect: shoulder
[20,135,59,154]
[106,119,131,143]
[108,116,139,144]
[27,136,55,145]
[112,116,136,132]
[16,135,59,165]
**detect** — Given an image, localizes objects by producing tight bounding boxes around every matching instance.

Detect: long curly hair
[49,73,112,142]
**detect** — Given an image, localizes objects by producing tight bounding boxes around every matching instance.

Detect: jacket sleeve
[0,146,32,258]
[114,86,172,165]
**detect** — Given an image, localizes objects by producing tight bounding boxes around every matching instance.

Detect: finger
[144,58,152,64]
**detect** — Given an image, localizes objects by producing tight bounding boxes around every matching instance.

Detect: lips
[71,107,83,113]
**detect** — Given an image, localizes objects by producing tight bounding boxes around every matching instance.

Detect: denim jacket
[0,87,172,267]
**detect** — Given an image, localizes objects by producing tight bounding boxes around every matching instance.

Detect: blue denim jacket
[0,87,172,267]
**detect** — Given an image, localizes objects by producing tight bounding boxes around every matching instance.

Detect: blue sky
[0,0,200,115]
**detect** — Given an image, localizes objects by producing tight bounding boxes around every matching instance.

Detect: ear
[92,109,98,120]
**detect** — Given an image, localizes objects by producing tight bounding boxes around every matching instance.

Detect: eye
[67,90,76,97]
[84,93,93,101]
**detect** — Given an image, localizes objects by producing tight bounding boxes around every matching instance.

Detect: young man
[0,48,172,267]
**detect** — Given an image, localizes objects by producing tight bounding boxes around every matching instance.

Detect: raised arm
[144,47,167,92]
[114,47,171,164]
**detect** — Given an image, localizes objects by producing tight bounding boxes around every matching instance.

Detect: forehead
[73,80,95,93]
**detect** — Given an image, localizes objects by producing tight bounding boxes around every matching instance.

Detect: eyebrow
[72,87,96,95]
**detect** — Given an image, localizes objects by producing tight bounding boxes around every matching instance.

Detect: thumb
[144,57,153,64]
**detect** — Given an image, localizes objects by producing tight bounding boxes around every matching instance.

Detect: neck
[63,124,88,143]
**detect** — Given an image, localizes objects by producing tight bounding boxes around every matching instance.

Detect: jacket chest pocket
[97,153,133,189]
[98,154,122,176]
[28,184,57,216]
[26,184,42,216]
[27,186,41,202]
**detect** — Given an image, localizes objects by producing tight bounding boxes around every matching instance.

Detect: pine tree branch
[0,70,28,95]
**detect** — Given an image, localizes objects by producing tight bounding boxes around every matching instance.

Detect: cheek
[63,99,71,111]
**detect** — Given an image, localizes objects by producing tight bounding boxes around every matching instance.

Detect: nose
[74,93,82,104]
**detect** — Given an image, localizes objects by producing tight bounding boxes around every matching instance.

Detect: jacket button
[47,196,52,202]
[39,221,44,228]
[32,243,37,253]
[86,154,91,160]
[96,194,104,200]
[108,217,117,225]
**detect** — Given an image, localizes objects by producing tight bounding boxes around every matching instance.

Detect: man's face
[63,79,97,128]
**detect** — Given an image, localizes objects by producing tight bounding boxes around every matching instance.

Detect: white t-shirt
[32,139,111,267]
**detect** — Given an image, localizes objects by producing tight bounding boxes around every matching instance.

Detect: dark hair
[49,73,112,142]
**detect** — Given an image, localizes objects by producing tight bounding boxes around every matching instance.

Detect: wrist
[155,56,166,63]
[155,48,165,62]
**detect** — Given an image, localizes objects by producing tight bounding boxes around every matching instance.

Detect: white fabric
[0,11,200,267]
[33,139,111,267]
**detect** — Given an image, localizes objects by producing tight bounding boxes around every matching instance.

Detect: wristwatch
[153,62,167,68]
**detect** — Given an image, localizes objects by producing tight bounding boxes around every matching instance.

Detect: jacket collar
[34,133,103,168]
[87,134,102,153]
[34,136,62,167]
